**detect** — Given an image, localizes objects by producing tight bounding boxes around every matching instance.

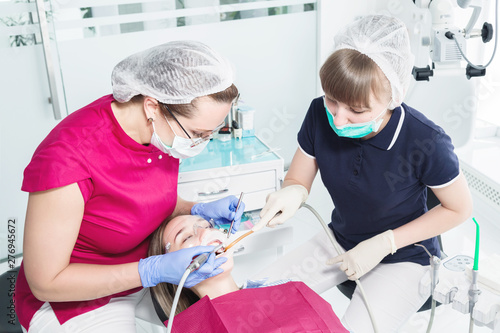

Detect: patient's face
[162,215,234,274]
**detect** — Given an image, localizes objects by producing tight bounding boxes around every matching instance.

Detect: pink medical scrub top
[15,94,179,329]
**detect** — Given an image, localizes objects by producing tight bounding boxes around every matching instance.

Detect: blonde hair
[147,219,200,317]
[319,49,391,109]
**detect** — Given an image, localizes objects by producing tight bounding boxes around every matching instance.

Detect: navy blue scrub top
[298,97,460,265]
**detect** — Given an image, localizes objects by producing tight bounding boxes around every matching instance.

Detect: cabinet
[178,136,283,211]
[178,136,292,257]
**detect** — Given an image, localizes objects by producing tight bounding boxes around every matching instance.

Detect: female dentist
[254,15,473,332]
[15,40,244,332]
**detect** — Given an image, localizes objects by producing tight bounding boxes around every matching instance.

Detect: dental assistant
[254,15,473,332]
[15,41,244,333]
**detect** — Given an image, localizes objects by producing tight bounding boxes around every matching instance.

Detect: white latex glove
[252,184,309,232]
[326,230,397,280]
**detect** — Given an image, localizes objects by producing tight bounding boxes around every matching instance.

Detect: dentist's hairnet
[112,41,234,104]
[334,15,414,108]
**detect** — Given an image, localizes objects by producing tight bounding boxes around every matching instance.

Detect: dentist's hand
[252,184,309,232]
[326,230,397,280]
[191,196,245,233]
[138,245,227,288]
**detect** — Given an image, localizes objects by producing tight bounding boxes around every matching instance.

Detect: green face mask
[323,96,387,139]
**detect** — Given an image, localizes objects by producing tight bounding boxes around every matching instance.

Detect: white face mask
[150,117,209,159]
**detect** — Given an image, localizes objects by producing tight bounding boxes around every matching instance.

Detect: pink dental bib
[165,281,348,333]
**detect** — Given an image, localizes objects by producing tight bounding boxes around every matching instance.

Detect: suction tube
[300,203,380,333]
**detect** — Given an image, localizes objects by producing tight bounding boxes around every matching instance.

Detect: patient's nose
[196,226,211,241]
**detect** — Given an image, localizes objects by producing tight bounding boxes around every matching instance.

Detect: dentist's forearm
[173,195,196,216]
[29,262,141,302]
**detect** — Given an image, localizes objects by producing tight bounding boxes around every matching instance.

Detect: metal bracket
[35,0,63,120]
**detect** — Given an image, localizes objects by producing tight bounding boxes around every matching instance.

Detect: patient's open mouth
[207,240,225,255]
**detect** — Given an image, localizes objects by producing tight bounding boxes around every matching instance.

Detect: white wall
[317,0,373,74]
[0,45,60,260]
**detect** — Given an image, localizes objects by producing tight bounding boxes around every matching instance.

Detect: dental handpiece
[187,243,225,272]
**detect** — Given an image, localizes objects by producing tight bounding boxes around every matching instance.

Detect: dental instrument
[469,217,481,333]
[187,243,225,272]
[224,210,286,251]
[228,192,244,238]
[224,210,283,252]
[224,230,254,252]
[166,243,224,333]
[415,243,441,333]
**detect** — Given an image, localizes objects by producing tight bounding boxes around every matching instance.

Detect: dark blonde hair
[320,49,391,109]
[160,83,239,119]
[148,218,200,318]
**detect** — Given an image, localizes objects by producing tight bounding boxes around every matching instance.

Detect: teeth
[208,240,222,247]
[201,230,226,246]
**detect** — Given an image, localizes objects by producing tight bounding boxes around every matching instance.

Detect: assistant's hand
[191,196,245,233]
[252,185,308,232]
[326,230,397,280]
[138,245,227,288]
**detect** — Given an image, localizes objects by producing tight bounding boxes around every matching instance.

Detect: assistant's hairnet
[334,15,414,109]
[111,40,234,104]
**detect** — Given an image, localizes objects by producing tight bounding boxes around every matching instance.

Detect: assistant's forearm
[393,205,470,250]
[282,179,307,188]
[29,262,141,302]
[282,148,318,193]
[394,173,473,250]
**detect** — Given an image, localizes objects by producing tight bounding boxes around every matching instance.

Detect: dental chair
[336,189,444,312]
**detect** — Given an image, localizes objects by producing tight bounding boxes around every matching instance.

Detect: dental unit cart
[178,136,292,257]
[418,220,500,332]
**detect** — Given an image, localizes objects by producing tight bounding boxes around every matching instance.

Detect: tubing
[166,269,191,333]
[301,203,379,333]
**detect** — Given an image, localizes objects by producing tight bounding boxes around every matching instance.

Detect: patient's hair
[320,48,391,109]
[148,218,200,318]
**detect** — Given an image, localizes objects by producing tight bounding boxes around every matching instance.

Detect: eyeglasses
[161,103,225,148]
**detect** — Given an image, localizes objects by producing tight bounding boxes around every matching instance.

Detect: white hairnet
[112,40,234,104]
[334,15,414,109]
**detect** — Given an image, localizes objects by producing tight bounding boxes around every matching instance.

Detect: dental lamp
[412,0,496,81]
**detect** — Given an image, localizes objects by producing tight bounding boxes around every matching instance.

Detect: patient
[148,215,348,332]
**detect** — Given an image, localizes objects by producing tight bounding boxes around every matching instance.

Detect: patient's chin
[218,254,233,274]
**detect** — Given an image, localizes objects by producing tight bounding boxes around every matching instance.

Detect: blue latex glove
[191,195,245,233]
[138,245,227,288]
